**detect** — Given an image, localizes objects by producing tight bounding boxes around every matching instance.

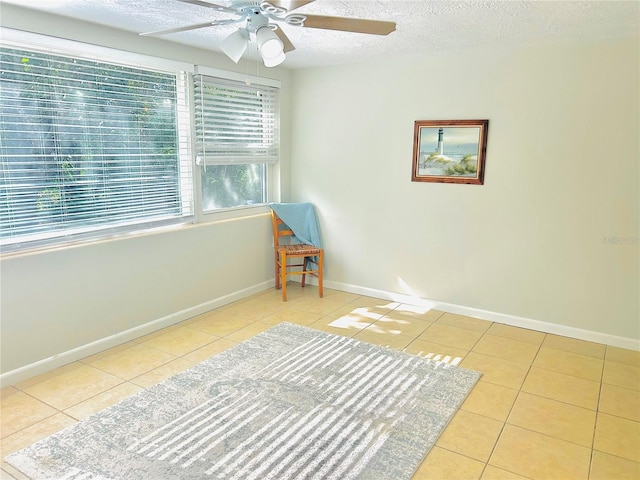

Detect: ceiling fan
[140,0,396,67]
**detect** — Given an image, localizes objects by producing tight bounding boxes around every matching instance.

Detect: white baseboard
[3,278,638,388]
[324,279,640,352]
[0,281,272,388]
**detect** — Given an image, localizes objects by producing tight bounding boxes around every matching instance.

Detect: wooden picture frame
[411,120,488,185]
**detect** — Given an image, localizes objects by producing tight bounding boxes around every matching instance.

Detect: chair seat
[276,244,322,256]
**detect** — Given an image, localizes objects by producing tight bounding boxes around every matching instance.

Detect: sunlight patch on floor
[396,278,438,311]
[415,352,462,367]
[328,314,372,330]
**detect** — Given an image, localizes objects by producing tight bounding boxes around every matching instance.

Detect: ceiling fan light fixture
[220,28,249,63]
[256,26,284,59]
[263,51,286,67]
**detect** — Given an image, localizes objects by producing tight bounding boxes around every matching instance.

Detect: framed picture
[411,119,489,185]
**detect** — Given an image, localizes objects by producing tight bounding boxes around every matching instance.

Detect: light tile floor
[1,286,639,479]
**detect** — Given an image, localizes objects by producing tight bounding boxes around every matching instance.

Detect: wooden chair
[271,209,324,301]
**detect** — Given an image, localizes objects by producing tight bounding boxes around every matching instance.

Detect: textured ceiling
[2,0,638,69]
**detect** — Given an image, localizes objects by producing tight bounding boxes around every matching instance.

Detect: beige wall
[1,216,274,372]
[290,35,639,341]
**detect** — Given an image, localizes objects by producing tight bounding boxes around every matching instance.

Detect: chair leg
[301,257,308,287]
[280,251,287,301]
[274,252,281,290]
[318,250,324,298]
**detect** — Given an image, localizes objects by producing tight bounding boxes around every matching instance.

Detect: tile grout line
[477,332,547,479]
[587,345,609,479]
[433,320,500,479]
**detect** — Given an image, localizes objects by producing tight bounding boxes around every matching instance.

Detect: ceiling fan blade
[173,0,238,13]
[267,0,315,12]
[274,27,296,53]
[295,15,396,35]
[140,21,218,36]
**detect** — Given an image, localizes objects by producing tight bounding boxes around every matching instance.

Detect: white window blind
[0,46,193,251]
[194,74,279,165]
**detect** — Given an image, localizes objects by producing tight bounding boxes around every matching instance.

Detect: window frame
[192,66,281,221]
[0,29,282,254]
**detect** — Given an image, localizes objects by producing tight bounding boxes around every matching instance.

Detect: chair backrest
[271,210,295,248]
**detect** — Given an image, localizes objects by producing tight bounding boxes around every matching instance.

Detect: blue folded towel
[269,202,323,248]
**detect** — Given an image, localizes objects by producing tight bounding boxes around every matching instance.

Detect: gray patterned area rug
[6,322,481,480]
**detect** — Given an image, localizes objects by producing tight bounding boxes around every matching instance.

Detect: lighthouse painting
[411,119,489,185]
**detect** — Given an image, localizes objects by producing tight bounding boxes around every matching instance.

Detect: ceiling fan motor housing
[246,8,269,32]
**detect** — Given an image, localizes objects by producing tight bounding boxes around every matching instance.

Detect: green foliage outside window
[0,47,182,241]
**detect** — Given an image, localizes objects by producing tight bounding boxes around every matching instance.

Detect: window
[0,45,193,252]
[0,37,281,254]
[194,70,279,211]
